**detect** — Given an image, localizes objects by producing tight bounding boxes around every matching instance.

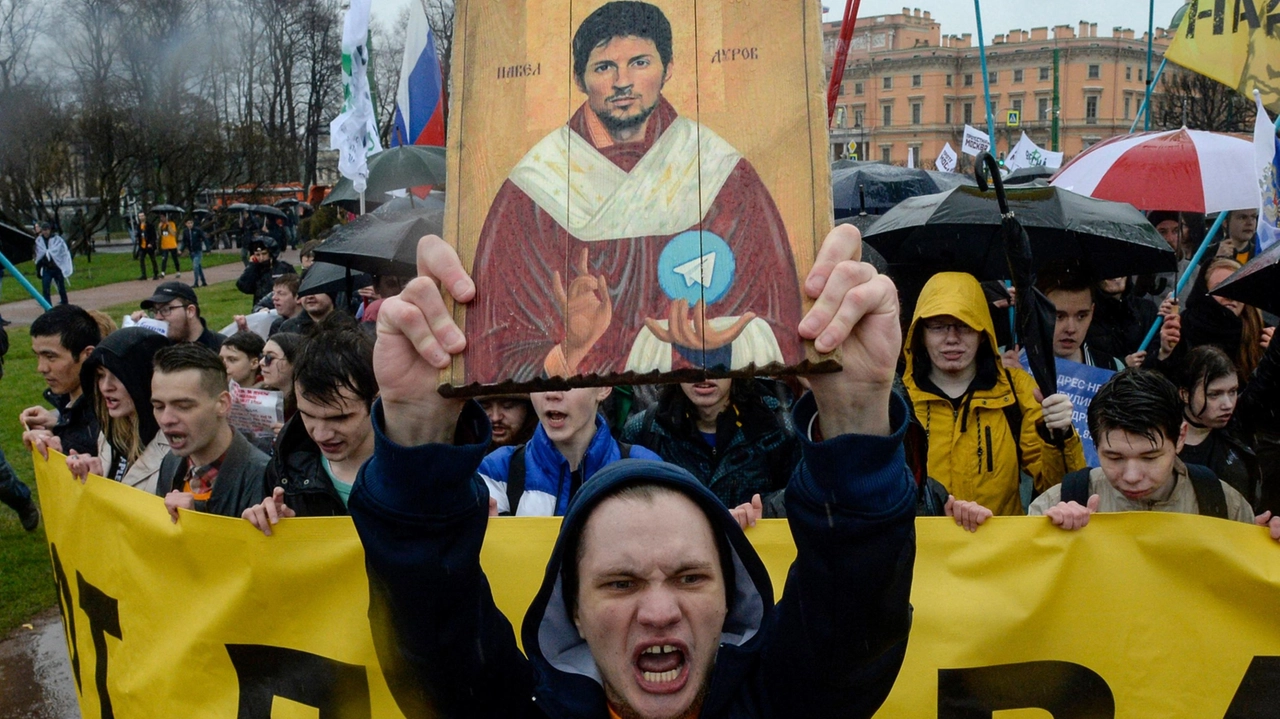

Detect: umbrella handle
[974,152,1010,215]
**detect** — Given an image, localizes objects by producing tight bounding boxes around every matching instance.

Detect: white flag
[1254,90,1280,252]
[935,143,959,173]
[1005,131,1064,171]
[329,0,383,195]
[907,146,915,168]
[961,125,991,157]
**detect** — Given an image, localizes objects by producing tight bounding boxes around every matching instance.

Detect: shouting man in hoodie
[348,224,915,719]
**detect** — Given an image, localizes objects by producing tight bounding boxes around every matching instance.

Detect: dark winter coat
[155,430,270,518]
[260,413,349,517]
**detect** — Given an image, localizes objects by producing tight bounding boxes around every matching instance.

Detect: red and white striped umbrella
[1050,128,1256,214]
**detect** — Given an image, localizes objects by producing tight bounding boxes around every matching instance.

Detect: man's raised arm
[762,225,917,717]
[348,237,533,718]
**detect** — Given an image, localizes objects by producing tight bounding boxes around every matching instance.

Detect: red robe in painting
[464,97,802,385]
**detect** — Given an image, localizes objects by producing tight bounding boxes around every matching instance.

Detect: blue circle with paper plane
[657,231,735,305]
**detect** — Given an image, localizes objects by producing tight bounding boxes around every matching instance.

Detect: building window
[1124,95,1131,119]
[946,74,953,87]
[1125,66,1132,81]
[1138,69,1144,82]
[855,81,864,95]
[1014,69,1024,83]
[945,103,953,124]
[1011,98,1022,115]
[882,103,893,126]
[912,102,922,125]
[1086,95,1099,124]
[964,73,973,87]
[963,102,973,125]
[1088,64,1100,79]
[1038,97,1050,120]
[854,108,864,127]
[912,74,922,87]
[1039,66,1050,81]
[883,76,893,90]
[988,71,998,85]
[881,145,892,164]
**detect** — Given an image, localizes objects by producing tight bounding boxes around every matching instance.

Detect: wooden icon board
[443,0,835,395]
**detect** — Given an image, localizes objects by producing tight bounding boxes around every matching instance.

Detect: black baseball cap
[141,281,198,309]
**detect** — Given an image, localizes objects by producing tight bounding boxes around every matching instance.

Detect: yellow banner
[1165,0,1280,113]
[33,449,1280,717]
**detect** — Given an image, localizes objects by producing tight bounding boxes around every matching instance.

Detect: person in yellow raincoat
[903,272,1086,516]
[157,215,180,278]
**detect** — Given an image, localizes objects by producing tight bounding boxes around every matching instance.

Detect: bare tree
[1152,68,1256,133]
[373,7,408,144]
[0,0,43,91]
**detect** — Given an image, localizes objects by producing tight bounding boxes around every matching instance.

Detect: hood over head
[79,328,170,446]
[904,271,1002,381]
[521,458,773,719]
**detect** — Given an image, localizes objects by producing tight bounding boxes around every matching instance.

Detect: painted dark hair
[572,1,673,87]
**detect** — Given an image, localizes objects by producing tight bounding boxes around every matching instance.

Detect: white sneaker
[175,272,181,278]
[160,272,166,278]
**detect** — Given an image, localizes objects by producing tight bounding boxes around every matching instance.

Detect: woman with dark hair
[1176,345,1269,509]
[65,328,172,493]
[259,332,304,421]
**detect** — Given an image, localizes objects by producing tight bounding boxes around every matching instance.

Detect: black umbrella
[298,261,372,298]
[369,191,446,216]
[1209,240,1280,315]
[831,162,940,218]
[1002,166,1057,185]
[926,170,978,191]
[226,203,251,212]
[314,208,443,277]
[363,145,447,197]
[274,198,300,207]
[192,208,213,217]
[0,221,36,264]
[974,153,1058,400]
[834,216,888,274]
[322,179,391,212]
[250,204,288,219]
[862,180,1175,282]
[150,204,183,214]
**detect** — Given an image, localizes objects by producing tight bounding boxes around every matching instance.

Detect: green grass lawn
[1,250,243,305]
[0,279,256,637]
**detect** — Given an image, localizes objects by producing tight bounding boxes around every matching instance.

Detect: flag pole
[1130,56,1167,133]
[974,0,997,151]
[1137,211,1227,353]
[0,250,51,310]
[826,0,864,125]
[1144,0,1155,131]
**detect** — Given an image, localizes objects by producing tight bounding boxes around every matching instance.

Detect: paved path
[0,610,79,719]
[0,249,300,327]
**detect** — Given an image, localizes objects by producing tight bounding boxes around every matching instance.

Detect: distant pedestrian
[182,218,208,287]
[35,221,72,305]
[158,214,180,278]
[134,212,159,280]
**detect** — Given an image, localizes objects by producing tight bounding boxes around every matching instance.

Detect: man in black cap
[137,282,224,352]
[236,237,295,307]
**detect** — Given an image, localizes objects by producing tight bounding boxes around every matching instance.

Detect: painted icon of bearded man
[464,0,803,385]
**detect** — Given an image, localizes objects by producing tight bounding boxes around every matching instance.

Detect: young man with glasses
[902,272,1085,516]
[137,282,224,352]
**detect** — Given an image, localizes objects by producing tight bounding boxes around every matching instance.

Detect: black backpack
[1059,464,1228,519]
[500,442,632,516]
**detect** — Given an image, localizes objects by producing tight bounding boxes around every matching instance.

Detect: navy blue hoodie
[350,393,916,718]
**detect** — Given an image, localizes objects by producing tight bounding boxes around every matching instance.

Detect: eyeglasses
[259,353,282,367]
[154,302,188,318]
[922,320,977,337]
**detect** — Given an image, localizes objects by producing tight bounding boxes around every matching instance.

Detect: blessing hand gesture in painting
[547,247,613,377]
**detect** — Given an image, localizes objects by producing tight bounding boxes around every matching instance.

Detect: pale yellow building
[824,8,1175,168]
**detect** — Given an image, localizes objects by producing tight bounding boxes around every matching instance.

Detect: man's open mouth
[633,643,689,692]
[543,410,568,427]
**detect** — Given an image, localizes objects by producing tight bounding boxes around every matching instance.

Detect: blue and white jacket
[479,414,660,516]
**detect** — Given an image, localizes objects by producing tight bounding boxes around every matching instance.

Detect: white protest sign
[935,143,959,173]
[961,125,991,157]
[121,315,170,337]
[907,146,915,168]
[1005,131,1064,171]
[227,381,284,439]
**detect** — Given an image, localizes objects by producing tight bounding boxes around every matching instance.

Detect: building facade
[824,8,1174,168]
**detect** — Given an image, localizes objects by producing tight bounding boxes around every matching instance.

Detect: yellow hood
[904,272,1002,380]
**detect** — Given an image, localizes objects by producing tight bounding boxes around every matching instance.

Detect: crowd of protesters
[1,198,1278,719]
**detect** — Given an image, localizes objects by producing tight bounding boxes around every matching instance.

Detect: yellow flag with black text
[1165,0,1280,113]
[33,450,1280,717]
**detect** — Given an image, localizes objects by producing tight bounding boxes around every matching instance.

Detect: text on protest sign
[32,450,1280,718]
[226,381,284,439]
[936,142,959,173]
[961,124,991,157]
[1021,354,1114,466]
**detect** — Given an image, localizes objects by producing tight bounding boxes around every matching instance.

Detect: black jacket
[44,388,100,456]
[1087,288,1158,359]
[236,259,296,305]
[349,395,916,718]
[79,328,171,451]
[261,414,349,517]
[155,430,270,518]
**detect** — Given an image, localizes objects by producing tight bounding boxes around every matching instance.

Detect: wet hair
[560,481,734,621]
[1035,260,1093,297]
[30,304,101,357]
[273,273,301,295]
[1177,345,1238,419]
[1088,368,1184,449]
[292,327,378,410]
[572,1,673,88]
[153,343,228,399]
[222,330,265,361]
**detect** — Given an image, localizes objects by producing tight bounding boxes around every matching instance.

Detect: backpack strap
[1184,463,1229,520]
[1060,468,1093,506]
[501,445,527,517]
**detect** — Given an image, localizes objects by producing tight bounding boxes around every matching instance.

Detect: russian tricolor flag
[391,3,445,147]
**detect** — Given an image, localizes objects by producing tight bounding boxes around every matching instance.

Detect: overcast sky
[372,0,1188,42]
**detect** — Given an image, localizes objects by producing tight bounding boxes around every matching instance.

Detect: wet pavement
[0,609,80,719]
